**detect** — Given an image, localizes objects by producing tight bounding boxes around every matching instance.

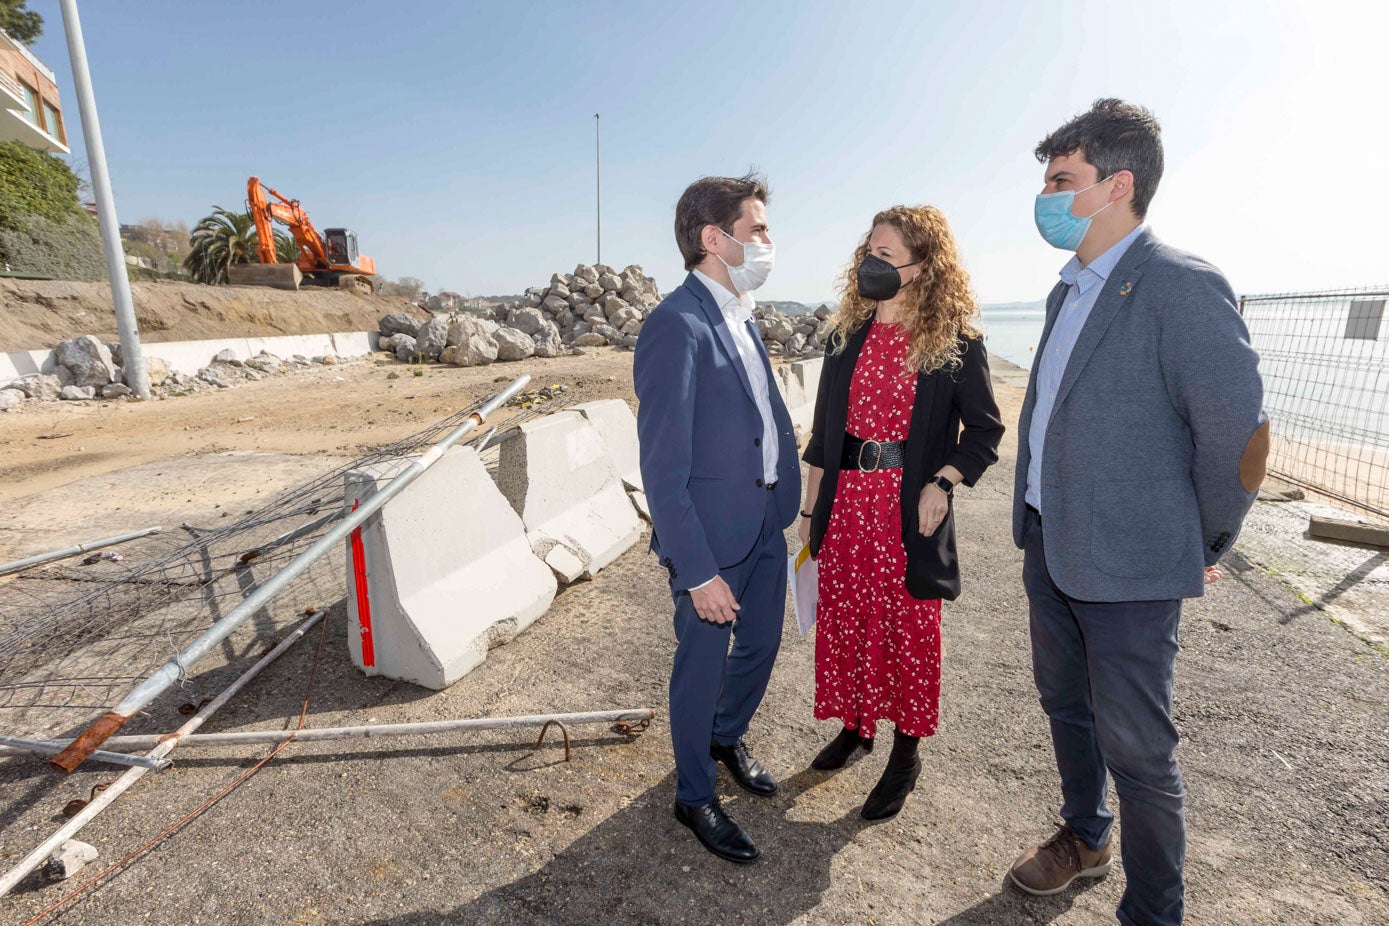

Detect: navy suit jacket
[633,273,801,590]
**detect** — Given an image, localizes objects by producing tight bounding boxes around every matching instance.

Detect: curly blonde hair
[829,205,981,374]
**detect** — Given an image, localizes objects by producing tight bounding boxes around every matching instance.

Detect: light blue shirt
[1025,224,1146,511]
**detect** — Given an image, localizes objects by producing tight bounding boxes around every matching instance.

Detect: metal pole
[594,112,601,266]
[6,709,656,752]
[57,0,149,399]
[0,609,324,899]
[0,525,161,577]
[50,376,530,774]
[0,735,171,770]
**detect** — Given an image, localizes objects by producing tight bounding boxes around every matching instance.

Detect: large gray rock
[583,283,604,299]
[583,307,608,325]
[758,316,795,345]
[592,323,622,344]
[787,333,808,355]
[620,286,644,307]
[60,384,96,400]
[541,294,570,315]
[620,319,644,336]
[814,304,834,320]
[379,312,423,338]
[573,264,599,284]
[573,332,609,348]
[212,348,242,366]
[494,326,536,361]
[55,336,116,388]
[566,291,591,310]
[378,334,397,352]
[553,308,574,329]
[548,280,571,300]
[600,293,629,315]
[610,305,643,328]
[534,324,564,358]
[246,352,283,374]
[15,373,64,400]
[522,291,544,309]
[452,334,498,366]
[507,307,547,336]
[446,316,497,347]
[101,382,133,399]
[394,334,420,362]
[598,272,622,292]
[0,388,24,409]
[415,316,451,361]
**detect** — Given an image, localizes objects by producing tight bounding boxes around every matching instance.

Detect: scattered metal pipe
[0,609,324,899]
[50,377,530,774]
[0,735,170,770]
[0,526,162,578]
[4,709,653,754]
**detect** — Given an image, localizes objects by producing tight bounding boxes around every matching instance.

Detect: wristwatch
[929,475,954,496]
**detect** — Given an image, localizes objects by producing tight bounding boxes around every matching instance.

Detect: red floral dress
[814,320,942,740]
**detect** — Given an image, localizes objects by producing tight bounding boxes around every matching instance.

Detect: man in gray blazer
[1007,99,1270,926]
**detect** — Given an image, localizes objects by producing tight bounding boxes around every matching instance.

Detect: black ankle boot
[861,731,921,821]
[811,724,873,771]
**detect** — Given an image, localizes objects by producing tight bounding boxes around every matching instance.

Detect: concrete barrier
[344,446,557,690]
[1,330,381,388]
[572,399,648,520]
[496,411,644,583]
[776,364,813,433]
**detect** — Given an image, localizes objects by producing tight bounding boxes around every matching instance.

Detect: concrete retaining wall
[496,410,644,583]
[344,446,557,690]
[0,330,380,388]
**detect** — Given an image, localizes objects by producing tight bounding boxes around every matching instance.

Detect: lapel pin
[1119,282,1134,297]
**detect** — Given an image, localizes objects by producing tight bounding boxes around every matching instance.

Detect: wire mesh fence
[0,394,564,745]
[1240,285,1389,523]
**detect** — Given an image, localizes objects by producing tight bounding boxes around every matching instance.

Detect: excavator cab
[324,228,359,268]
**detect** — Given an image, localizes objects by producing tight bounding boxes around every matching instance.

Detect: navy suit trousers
[669,488,786,806]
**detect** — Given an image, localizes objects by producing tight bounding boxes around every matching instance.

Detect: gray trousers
[1023,507,1186,926]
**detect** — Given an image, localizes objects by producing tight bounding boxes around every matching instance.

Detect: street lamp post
[594,113,601,267]
[57,0,148,398]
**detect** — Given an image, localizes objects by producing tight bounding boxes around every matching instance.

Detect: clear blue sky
[27,0,1387,304]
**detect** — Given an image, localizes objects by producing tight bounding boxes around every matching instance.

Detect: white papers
[788,544,818,634]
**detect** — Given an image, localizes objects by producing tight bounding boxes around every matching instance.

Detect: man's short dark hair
[1035,99,1164,220]
[674,172,769,271]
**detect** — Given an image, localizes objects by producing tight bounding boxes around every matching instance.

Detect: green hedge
[0,212,106,280]
[0,140,84,229]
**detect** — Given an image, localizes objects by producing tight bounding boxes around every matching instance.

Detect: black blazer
[803,324,1005,601]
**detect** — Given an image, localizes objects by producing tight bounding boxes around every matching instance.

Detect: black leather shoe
[711,738,778,796]
[811,726,874,771]
[861,754,922,821]
[673,799,760,864]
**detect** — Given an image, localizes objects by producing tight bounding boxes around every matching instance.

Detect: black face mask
[857,253,921,301]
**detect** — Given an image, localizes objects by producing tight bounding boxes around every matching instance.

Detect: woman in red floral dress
[798,205,1004,820]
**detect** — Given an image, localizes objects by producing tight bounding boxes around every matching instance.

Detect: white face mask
[716,227,775,293]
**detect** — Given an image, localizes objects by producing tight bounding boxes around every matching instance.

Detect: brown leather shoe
[1009,825,1112,896]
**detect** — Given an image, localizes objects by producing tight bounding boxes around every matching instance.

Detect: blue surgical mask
[1034,176,1115,251]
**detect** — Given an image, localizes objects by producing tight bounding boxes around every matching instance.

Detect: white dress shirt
[692,269,780,483]
[687,269,781,591]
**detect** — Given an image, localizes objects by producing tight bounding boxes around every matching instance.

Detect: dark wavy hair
[1035,98,1164,219]
[673,172,769,271]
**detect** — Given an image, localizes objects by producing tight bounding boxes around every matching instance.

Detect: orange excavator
[247,176,377,293]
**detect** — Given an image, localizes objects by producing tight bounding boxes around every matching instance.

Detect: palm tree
[183,207,300,284]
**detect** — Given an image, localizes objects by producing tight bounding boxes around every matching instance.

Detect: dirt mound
[0,278,429,352]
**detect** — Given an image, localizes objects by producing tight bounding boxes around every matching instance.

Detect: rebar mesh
[1241,286,1389,522]
[0,396,563,742]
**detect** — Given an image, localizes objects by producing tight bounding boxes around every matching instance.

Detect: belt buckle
[857,439,882,473]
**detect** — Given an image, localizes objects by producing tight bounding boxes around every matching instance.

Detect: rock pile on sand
[376,262,831,368]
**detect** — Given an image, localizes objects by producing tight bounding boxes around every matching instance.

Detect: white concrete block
[496,411,643,582]
[345,446,557,690]
[573,398,642,491]
[792,357,824,402]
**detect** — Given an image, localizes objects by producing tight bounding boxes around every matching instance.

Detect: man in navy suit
[634,173,801,864]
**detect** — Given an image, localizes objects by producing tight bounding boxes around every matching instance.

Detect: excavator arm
[247,176,332,271]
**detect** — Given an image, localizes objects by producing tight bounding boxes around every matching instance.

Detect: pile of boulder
[373,262,832,367]
[0,335,345,411]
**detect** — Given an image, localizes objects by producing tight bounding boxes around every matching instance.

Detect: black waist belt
[841,434,907,471]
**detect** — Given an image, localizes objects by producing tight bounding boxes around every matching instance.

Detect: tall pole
[58,0,148,398]
[594,113,601,267]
